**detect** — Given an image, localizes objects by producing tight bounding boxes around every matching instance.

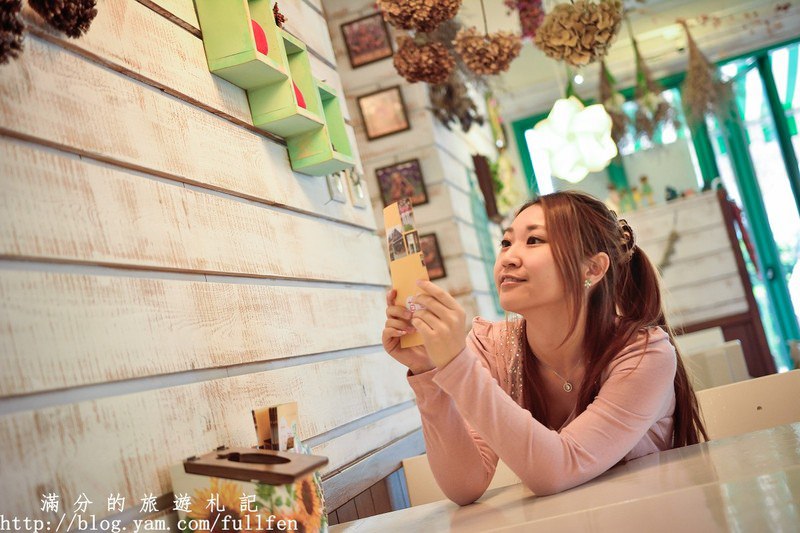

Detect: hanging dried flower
[504,0,545,40]
[679,20,730,126]
[453,27,521,76]
[28,0,97,38]
[394,35,455,84]
[273,2,286,28]
[377,0,461,33]
[428,75,484,132]
[427,19,488,92]
[599,61,629,144]
[1,0,24,64]
[630,32,678,141]
[533,0,622,67]
[634,106,655,141]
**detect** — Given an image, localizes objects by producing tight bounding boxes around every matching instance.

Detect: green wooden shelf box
[195,0,288,89]
[288,81,354,176]
[249,30,325,137]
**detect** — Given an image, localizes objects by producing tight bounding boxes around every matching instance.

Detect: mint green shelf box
[287,81,354,176]
[249,30,325,137]
[194,0,288,89]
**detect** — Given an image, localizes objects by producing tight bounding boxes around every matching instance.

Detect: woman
[382,191,707,505]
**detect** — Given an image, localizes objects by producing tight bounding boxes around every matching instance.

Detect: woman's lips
[499,275,526,287]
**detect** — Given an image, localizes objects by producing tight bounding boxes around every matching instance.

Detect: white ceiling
[456,0,800,120]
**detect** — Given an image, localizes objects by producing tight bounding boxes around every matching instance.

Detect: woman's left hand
[411,280,466,369]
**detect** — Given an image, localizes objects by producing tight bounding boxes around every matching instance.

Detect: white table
[331,423,800,532]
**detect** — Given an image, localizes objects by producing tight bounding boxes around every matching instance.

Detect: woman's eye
[500,239,511,248]
[527,236,543,245]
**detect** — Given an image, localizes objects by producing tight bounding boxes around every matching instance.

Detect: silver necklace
[537,358,583,392]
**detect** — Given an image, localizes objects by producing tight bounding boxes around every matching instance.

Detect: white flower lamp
[534,96,618,183]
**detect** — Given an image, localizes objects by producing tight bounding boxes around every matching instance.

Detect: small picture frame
[326,171,347,203]
[420,233,446,280]
[376,158,428,207]
[345,168,369,208]
[341,13,393,69]
[357,86,410,141]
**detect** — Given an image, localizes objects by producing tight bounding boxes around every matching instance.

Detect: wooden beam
[0,270,389,396]
[0,354,413,518]
[0,37,374,230]
[322,430,424,510]
[0,140,387,284]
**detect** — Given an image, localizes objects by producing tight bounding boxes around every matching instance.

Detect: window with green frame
[511,36,800,370]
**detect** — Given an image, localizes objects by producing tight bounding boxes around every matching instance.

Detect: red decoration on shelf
[251,20,268,55]
[293,81,306,108]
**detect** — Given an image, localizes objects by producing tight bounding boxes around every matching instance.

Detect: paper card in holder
[384,198,429,348]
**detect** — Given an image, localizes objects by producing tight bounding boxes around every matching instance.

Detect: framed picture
[357,86,410,141]
[341,13,393,69]
[376,158,428,207]
[419,233,446,280]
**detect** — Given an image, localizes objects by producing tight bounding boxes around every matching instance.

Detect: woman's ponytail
[613,225,708,446]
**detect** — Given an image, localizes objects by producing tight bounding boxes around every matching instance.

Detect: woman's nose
[500,249,521,268]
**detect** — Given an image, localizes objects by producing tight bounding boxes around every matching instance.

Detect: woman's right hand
[382,289,435,375]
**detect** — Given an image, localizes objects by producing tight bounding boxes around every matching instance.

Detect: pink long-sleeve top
[407,317,677,505]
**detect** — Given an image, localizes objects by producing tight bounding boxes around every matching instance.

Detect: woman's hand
[411,280,466,369]
[382,289,435,375]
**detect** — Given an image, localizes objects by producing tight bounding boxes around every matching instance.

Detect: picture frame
[376,158,428,207]
[357,86,410,141]
[419,233,446,280]
[340,13,394,69]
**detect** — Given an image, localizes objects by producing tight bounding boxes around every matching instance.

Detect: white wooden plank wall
[324,0,505,324]
[622,191,748,327]
[0,0,420,521]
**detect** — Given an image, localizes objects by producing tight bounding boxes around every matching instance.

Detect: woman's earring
[584,279,592,289]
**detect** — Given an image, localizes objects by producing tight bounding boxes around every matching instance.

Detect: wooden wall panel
[23,1,249,124]
[676,300,750,328]
[0,140,387,284]
[278,0,337,65]
[638,226,731,264]
[628,192,723,242]
[0,270,386,396]
[322,430,424,510]
[140,0,198,28]
[625,193,749,328]
[0,36,375,230]
[665,275,748,326]
[0,353,412,519]
[659,249,739,289]
[315,407,421,477]
[0,0,417,521]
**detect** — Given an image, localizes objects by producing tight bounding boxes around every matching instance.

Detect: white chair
[401,454,520,506]
[682,340,750,391]
[696,369,800,440]
[674,327,726,354]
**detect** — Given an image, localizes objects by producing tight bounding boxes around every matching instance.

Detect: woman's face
[493,204,565,315]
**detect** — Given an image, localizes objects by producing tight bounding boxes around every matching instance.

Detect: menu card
[383,198,429,348]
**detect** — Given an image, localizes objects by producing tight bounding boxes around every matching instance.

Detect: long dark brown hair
[516,191,707,447]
